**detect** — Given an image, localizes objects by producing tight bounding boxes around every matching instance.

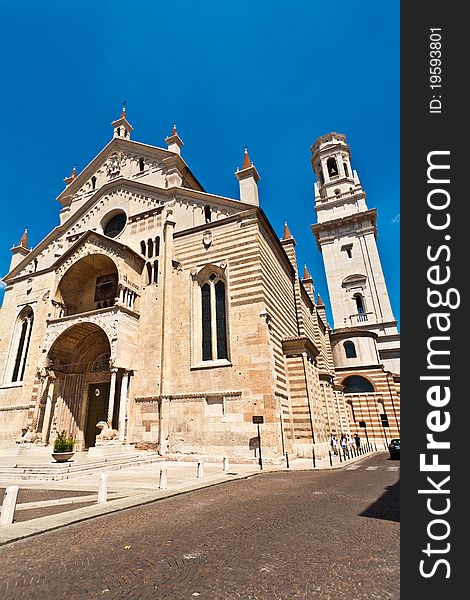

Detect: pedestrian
[340,433,348,457]
[331,434,339,455]
[354,432,361,449]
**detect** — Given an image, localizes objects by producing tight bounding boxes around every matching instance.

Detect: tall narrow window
[327,157,338,177]
[155,236,160,256]
[140,240,146,256]
[139,158,145,172]
[11,307,34,382]
[201,283,212,361]
[355,294,365,313]
[91,176,97,190]
[343,162,349,177]
[147,238,154,259]
[198,268,229,363]
[204,206,211,223]
[153,260,158,284]
[215,281,228,359]
[344,341,357,359]
[146,263,152,286]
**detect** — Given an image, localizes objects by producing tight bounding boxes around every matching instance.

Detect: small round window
[103,213,126,238]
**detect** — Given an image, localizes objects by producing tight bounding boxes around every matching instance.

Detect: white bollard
[197,460,205,479]
[98,473,109,504]
[223,457,229,472]
[1,486,19,526]
[159,468,168,489]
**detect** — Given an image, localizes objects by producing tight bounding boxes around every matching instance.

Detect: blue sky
[0,1,400,326]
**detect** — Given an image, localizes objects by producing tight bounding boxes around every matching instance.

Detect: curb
[0,451,383,547]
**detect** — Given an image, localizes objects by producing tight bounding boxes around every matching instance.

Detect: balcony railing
[348,312,373,325]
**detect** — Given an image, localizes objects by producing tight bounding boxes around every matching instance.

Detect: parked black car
[389,438,400,459]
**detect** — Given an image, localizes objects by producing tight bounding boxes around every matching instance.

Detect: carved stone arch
[54,253,120,317]
[44,319,117,370]
[191,261,227,283]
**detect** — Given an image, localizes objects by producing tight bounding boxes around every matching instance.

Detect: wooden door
[85,382,109,448]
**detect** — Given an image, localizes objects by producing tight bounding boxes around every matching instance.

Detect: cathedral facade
[0,111,400,459]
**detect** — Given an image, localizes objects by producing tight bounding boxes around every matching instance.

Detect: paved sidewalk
[0,448,387,546]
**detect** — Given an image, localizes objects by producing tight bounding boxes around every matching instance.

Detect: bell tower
[311,133,400,374]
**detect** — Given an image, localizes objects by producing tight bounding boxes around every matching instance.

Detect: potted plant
[52,430,76,462]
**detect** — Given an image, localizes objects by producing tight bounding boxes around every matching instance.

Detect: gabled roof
[50,230,145,273]
[57,136,205,206]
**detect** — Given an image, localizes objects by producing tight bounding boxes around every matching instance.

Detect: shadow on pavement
[360,479,400,522]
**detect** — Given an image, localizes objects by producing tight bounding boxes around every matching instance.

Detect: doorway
[85,382,109,447]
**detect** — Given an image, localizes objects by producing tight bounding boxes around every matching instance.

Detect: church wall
[129,214,286,459]
[336,367,400,443]
[0,270,57,446]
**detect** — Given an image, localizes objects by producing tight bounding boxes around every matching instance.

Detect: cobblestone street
[0,454,399,599]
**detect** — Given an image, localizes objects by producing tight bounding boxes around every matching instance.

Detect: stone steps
[0,452,164,481]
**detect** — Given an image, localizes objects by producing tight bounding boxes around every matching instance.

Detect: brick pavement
[0,454,399,599]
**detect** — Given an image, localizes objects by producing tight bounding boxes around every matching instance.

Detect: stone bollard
[98,473,109,504]
[222,457,229,472]
[159,468,168,489]
[197,460,205,479]
[1,486,19,526]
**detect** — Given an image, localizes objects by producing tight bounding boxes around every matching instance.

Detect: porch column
[42,372,57,444]
[107,367,118,427]
[118,370,130,442]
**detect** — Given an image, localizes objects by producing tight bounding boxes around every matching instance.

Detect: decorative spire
[121,99,127,118]
[317,293,324,306]
[19,228,28,249]
[241,146,252,170]
[10,227,31,270]
[282,222,293,241]
[302,265,313,281]
[165,123,184,155]
[63,165,77,186]
[235,146,260,206]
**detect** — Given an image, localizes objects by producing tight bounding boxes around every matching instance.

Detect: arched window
[146,263,152,286]
[11,307,34,382]
[343,162,349,177]
[140,240,146,256]
[198,269,228,362]
[342,376,374,394]
[139,158,145,172]
[91,176,97,190]
[354,293,367,321]
[204,206,211,224]
[355,294,364,313]
[147,238,154,259]
[155,236,160,256]
[327,157,338,177]
[344,341,357,359]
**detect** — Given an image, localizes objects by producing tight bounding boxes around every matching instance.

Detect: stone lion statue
[16,426,43,444]
[96,421,119,441]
